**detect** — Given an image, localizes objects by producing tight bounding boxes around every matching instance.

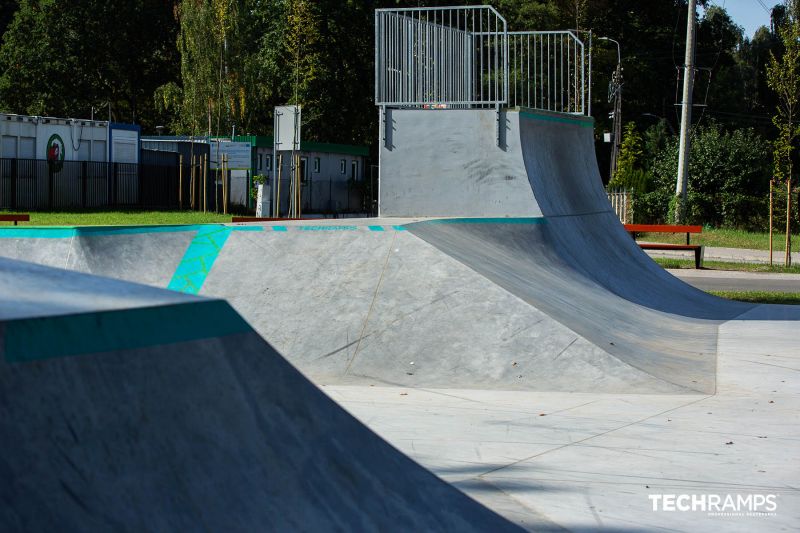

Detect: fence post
[203,154,208,213]
[10,159,17,210]
[112,162,118,206]
[48,166,54,210]
[81,161,87,208]
[179,154,183,210]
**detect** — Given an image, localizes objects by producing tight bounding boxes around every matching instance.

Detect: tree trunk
[769,180,774,266]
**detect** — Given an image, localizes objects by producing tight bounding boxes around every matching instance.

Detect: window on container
[340,159,346,174]
[258,154,263,170]
[313,157,320,173]
[265,154,272,171]
[351,160,359,180]
[300,157,308,182]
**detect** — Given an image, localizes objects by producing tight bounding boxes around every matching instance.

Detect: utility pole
[674,0,697,223]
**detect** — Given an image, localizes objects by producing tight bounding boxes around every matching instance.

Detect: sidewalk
[643,244,800,265]
[641,245,800,293]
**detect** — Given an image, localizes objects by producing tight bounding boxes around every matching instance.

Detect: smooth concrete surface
[325,316,799,531]
[0,260,518,532]
[379,108,542,217]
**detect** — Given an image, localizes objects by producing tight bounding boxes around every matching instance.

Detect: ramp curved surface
[0,108,797,396]
[0,258,518,532]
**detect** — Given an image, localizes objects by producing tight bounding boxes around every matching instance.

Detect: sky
[702,0,774,38]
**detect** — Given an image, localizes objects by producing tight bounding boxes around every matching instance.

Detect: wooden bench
[0,214,30,226]
[624,224,704,268]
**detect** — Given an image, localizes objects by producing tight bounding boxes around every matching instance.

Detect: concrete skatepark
[1,105,798,531]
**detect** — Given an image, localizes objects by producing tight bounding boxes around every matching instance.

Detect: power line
[756,0,771,14]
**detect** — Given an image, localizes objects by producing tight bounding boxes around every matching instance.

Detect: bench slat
[637,243,704,268]
[624,224,702,234]
[638,243,700,250]
[0,214,30,225]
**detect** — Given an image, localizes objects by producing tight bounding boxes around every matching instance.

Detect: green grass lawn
[654,257,800,274]
[0,210,233,226]
[709,291,800,305]
[637,227,798,251]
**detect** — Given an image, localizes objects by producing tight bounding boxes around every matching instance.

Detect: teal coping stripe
[299,226,358,231]
[4,299,252,363]
[272,226,288,232]
[519,109,594,128]
[167,226,233,295]
[0,227,77,238]
[421,217,547,225]
[392,226,408,231]
[0,224,261,239]
[368,225,385,232]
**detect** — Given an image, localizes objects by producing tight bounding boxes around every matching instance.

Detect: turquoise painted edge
[420,217,547,225]
[518,108,594,128]
[167,226,233,295]
[0,228,78,238]
[5,299,252,363]
[0,224,262,239]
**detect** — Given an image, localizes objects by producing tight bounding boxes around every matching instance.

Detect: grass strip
[654,257,800,274]
[0,210,233,226]
[709,291,800,305]
[636,227,798,251]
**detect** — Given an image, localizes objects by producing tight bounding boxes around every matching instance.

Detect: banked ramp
[0,258,518,532]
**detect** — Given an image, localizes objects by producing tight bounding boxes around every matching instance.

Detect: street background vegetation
[0,0,797,234]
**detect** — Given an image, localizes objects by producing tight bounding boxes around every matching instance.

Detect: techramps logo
[648,493,778,518]
[46,133,65,172]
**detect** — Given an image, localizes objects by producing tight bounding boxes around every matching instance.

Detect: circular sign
[46,133,65,172]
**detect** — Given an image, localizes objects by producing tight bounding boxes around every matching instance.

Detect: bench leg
[695,247,702,269]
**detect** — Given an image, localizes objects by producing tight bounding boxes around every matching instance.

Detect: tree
[641,122,771,228]
[0,0,178,131]
[609,122,650,194]
[766,0,800,266]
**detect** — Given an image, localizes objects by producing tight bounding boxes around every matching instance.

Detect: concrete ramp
[0,258,518,532]
[0,110,796,396]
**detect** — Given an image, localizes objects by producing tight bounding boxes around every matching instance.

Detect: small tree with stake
[766,0,800,267]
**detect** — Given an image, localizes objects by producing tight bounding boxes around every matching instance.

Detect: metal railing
[607,187,633,224]
[374,6,591,116]
[375,6,508,108]
[508,31,588,114]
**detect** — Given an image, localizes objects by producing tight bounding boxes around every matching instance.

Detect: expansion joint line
[344,231,398,375]
[476,395,713,479]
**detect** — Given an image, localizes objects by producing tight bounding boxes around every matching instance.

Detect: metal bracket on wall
[381,106,388,149]
[496,105,501,147]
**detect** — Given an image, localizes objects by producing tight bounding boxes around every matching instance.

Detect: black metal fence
[0,158,182,211]
[269,176,375,216]
[0,157,374,216]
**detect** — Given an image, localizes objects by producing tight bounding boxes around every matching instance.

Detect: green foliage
[766,1,800,186]
[638,122,772,229]
[250,174,268,200]
[0,0,178,131]
[609,122,652,194]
